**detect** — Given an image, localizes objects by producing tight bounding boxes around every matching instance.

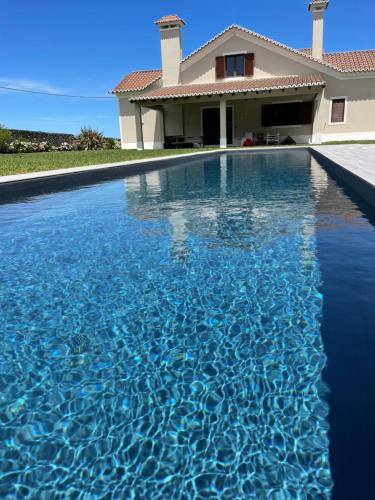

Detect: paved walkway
[311,144,375,188]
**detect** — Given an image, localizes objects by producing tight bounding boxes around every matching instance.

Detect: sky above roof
[1,0,374,137]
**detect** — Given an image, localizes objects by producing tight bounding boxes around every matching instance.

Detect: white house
[112,1,375,149]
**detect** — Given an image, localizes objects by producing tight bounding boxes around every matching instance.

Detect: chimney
[155,14,185,86]
[309,1,329,59]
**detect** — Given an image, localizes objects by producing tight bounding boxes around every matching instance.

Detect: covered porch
[129,74,325,149]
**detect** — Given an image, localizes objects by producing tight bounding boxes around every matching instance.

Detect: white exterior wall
[118,86,165,150]
[160,27,182,86]
[312,75,375,143]
[181,33,316,85]
[311,11,325,60]
[163,103,184,136]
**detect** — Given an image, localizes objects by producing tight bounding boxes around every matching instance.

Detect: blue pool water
[0,151,374,498]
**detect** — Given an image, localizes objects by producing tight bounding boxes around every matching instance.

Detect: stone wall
[10,129,75,146]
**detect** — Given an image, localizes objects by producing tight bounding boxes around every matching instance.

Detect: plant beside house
[76,127,105,150]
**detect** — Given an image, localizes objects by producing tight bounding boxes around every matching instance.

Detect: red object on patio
[243,138,254,147]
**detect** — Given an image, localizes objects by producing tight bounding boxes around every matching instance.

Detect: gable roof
[181,24,375,73]
[129,74,325,102]
[113,69,162,93]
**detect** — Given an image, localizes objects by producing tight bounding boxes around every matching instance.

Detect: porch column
[134,102,144,150]
[220,98,227,149]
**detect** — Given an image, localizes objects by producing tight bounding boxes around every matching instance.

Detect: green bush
[104,137,117,149]
[76,127,105,150]
[6,140,52,153]
[0,125,11,152]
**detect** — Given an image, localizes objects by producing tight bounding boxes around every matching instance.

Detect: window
[330,97,347,124]
[226,54,245,77]
[216,54,254,79]
[262,101,313,127]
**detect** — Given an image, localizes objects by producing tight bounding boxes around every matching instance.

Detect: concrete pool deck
[310,145,375,187]
[310,144,375,207]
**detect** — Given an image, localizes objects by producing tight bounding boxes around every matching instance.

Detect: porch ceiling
[129,74,325,102]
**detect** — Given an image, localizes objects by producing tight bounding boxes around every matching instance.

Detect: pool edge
[309,147,375,208]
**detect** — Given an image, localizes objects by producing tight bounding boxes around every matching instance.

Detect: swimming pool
[0,150,374,498]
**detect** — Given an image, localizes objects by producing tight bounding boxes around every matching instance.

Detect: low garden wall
[10,129,75,146]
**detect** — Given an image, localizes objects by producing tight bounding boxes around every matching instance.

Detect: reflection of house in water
[309,156,369,229]
[124,152,367,259]
[125,152,330,259]
[125,155,257,256]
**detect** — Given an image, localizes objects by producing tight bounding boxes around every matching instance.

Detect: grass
[0,148,216,177]
[322,140,375,145]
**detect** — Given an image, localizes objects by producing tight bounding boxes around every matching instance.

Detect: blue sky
[1,0,374,138]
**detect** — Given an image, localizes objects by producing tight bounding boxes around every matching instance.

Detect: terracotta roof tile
[155,14,185,26]
[112,70,162,93]
[130,74,325,101]
[308,0,329,11]
[299,49,375,71]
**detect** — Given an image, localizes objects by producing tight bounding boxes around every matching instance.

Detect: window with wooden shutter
[216,56,225,79]
[330,98,346,124]
[244,53,254,77]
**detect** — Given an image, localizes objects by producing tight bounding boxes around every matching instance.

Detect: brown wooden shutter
[331,99,346,123]
[244,53,254,77]
[216,56,225,79]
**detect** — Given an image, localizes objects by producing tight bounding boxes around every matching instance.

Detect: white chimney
[309,0,329,60]
[155,14,185,86]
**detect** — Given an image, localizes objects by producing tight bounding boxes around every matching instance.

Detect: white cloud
[0,77,65,94]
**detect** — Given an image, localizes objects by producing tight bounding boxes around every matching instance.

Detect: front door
[202,107,233,146]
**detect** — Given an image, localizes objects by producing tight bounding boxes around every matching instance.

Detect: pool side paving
[310,145,375,207]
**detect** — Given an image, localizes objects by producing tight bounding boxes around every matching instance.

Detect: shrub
[52,141,76,152]
[76,127,105,150]
[104,137,118,150]
[6,140,52,153]
[0,125,11,153]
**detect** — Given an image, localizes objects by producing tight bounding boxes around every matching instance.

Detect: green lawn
[322,140,375,145]
[0,148,216,176]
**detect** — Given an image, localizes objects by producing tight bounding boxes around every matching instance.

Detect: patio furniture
[266,133,280,145]
[166,135,203,149]
[256,133,265,146]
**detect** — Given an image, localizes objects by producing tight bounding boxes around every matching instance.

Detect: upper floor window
[226,54,245,77]
[216,53,254,79]
[330,97,347,124]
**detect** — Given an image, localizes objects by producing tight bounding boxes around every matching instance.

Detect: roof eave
[130,81,326,103]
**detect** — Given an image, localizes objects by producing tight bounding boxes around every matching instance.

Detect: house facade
[112,1,375,149]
